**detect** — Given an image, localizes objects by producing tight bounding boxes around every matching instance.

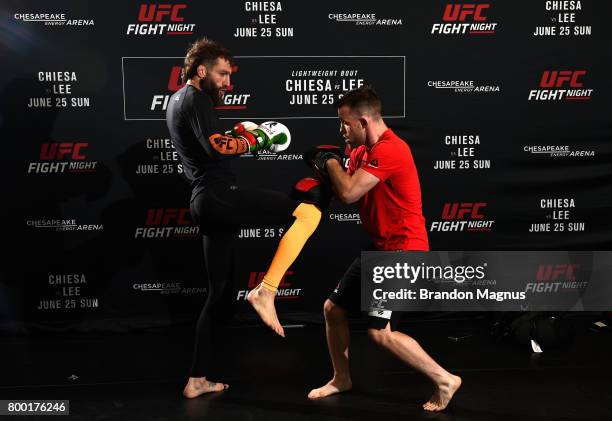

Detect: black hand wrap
[304,145,343,179]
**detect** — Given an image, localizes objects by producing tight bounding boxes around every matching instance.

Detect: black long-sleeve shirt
[166,84,237,200]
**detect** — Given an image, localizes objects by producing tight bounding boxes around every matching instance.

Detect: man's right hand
[304,145,343,179]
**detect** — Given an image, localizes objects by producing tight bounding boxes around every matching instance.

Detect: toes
[207,381,228,392]
[423,401,444,412]
[308,388,327,400]
[270,321,285,337]
[216,383,228,392]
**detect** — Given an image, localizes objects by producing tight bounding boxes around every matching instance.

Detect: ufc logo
[40,143,88,160]
[536,264,579,281]
[138,4,186,22]
[441,202,486,220]
[442,4,490,21]
[248,271,293,288]
[539,70,586,88]
[168,65,239,92]
[146,208,191,225]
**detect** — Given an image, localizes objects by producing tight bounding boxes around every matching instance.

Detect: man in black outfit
[166,38,326,398]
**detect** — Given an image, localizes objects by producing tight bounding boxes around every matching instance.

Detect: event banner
[361,251,612,312]
[2,0,611,331]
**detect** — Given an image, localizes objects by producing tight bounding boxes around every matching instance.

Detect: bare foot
[308,377,352,399]
[423,374,462,412]
[247,284,285,337]
[183,377,229,399]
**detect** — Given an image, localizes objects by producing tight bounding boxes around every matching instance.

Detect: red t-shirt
[347,129,429,251]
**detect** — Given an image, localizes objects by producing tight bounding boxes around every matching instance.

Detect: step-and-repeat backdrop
[2,0,611,331]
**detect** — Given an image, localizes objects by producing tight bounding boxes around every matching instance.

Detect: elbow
[338,190,359,204]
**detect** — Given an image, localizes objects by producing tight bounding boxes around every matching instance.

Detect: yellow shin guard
[260,203,322,292]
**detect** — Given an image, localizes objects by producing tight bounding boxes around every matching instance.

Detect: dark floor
[1,315,610,421]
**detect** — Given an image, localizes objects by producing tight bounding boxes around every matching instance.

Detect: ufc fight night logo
[430,202,494,232]
[126,4,195,35]
[134,208,199,238]
[525,264,587,293]
[431,3,498,35]
[528,70,593,101]
[28,142,98,174]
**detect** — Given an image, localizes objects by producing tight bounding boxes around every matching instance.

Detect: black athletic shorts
[328,254,402,331]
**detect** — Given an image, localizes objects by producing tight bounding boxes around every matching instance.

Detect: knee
[323,299,345,323]
[368,327,392,348]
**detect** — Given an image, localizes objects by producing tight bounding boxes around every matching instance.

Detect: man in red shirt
[307,87,461,412]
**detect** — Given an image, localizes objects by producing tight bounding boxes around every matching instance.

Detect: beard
[200,77,225,106]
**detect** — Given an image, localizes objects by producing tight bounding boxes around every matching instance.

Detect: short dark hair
[181,38,235,83]
[334,86,382,119]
